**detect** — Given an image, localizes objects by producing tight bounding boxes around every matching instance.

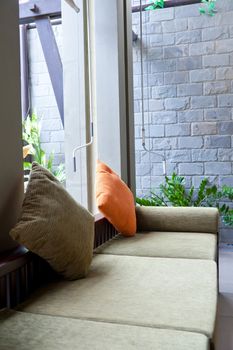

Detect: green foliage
[22,114,65,183]
[144,0,217,16]
[145,0,164,11]
[53,163,66,183]
[199,0,217,16]
[136,173,233,226]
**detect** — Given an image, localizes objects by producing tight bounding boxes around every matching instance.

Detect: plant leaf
[145,5,155,10]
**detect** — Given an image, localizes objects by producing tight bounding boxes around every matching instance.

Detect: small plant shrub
[145,0,164,11]
[199,0,217,16]
[136,173,233,227]
[22,113,65,183]
[145,0,217,16]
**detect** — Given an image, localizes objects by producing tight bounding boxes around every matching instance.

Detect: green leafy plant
[144,0,217,16]
[136,173,233,226]
[145,0,164,11]
[199,0,217,16]
[22,113,65,183]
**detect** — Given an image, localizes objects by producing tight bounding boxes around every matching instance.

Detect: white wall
[62,0,135,211]
[93,0,135,189]
[27,25,64,169]
[62,0,89,207]
[93,0,122,175]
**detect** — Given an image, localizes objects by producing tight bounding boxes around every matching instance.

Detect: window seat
[0,207,218,350]
[0,214,117,309]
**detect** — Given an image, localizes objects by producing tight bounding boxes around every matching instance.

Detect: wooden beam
[132,0,201,12]
[19,0,61,24]
[35,17,64,126]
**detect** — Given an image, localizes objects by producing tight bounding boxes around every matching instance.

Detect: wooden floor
[214,245,233,350]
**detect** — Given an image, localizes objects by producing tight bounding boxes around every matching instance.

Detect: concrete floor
[214,245,233,350]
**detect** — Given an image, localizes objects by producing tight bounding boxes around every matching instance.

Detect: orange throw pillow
[96,161,136,237]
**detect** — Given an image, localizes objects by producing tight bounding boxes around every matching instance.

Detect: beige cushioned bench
[0,207,219,350]
[95,231,217,260]
[0,310,209,350]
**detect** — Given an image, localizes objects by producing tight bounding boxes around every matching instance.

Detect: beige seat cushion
[136,206,219,234]
[0,310,209,350]
[95,231,217,260]
[10,162,94,280]
[17,254,217,338]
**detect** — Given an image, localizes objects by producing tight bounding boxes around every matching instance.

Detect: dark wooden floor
[214,245,233,350]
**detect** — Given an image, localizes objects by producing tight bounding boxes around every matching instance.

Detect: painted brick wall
[27,24,64,168]
[132,0,233,242]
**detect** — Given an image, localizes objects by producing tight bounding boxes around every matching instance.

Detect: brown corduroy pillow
[10,162,94,280]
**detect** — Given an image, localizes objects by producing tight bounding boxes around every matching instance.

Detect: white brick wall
[132,0,233,242]
[27,24,65,167]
